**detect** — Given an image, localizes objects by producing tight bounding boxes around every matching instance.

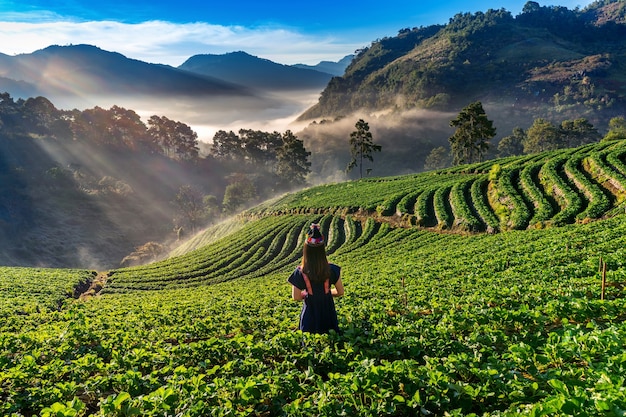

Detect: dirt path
[78,272,108,300]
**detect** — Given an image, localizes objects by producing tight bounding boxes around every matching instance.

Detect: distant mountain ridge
[0,46,353,102]
[0,44,349,126]
[178,51,349,90]
[292,55,354,76]
[0,44,248,99]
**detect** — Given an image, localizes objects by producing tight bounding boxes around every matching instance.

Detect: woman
[288,223,344,334]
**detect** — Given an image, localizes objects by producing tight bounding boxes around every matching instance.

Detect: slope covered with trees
[2,140,626,415]
[299,0,626,132]
[0,94,311,268]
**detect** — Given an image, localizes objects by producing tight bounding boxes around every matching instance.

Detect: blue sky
[0,0,594,66]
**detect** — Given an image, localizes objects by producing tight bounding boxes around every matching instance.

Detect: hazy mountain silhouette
[0,45,305,128]
[178,51,334,90]
[0,44,250,99]
[292,55,354,76]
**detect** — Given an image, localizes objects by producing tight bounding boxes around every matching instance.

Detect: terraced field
[250,140,626,232]
[2,140,626,416]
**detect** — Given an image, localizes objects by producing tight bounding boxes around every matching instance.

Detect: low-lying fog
[50,89,324,143]
[49,86,533,182]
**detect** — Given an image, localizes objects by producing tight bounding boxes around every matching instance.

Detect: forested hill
[0,95,311,269]
[299,0,626,129]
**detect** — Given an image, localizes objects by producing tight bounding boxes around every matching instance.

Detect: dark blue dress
[288,264,341,334]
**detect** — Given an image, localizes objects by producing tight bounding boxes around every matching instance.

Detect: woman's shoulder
[329,263,341,281]
[287,266,305,287]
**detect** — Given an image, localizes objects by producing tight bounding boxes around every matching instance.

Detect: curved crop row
[395,190,421,217]
[539,157,585,226]
[449,179,484,232]
[605,147,626,178]
[564,155,611,220]
[469,177,500,232]
[104,217,308,292]
[415,188,437,227]
[340,217,380,253]
[376,192,406,216]
[342,215,362,248]
[433,185,453,229]
[325,215,346,254]
[497,169,531,230]
[586,152,626,195]
[519,161,554,226]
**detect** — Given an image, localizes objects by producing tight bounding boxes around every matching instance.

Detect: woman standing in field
[288,223,344,334]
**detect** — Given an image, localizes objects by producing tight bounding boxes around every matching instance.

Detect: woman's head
[306,223,324,247]
[302,224,330,283]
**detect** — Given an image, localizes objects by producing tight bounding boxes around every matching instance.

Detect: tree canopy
[346,119,382,178]
[448,101,496,165]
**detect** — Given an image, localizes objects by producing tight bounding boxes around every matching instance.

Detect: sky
[0,0,595,67]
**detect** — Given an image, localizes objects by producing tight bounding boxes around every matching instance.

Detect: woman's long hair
[302,243,330,283]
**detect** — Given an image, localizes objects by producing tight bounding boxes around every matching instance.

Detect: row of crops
[248,140,626,233]
[0,267,94,318]
[2,140,626,415]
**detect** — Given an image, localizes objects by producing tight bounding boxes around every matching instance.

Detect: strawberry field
[2,140,626,416]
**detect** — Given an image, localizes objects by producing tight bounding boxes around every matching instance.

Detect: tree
[522,1,541,14]
[172,185,207,234]
[147,116,199,160]
[275,130,311,187]
[71,106,113,146]
[202,195,221,223]
[238,129,282,166]
[346,119,381,178]
[222,175,257,213]
[211,130,242,160]
[448,101,496,165]
[21,96,65,137]
[108,106,150,151]
[603,117,626,141]
[424,146,450,171]
[560,118,600,147]
[171,121,199,161]
[497,127,526,157]
[523,118,562,154]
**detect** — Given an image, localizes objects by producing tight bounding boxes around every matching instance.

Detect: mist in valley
[0,75,571,270]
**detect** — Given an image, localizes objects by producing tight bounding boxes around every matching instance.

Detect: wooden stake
[599,257,603,274]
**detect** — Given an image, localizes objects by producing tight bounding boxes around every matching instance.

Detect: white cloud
[0,19,361,65]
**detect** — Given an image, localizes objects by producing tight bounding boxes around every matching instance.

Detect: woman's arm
[292,285,306,301]
[331,277,344,297]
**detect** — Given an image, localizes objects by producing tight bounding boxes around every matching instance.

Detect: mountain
[0,44,250,100]
[292,54,355,76]
[178,51,333,90]
[0,44,307,128]
[298,0,626,131]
